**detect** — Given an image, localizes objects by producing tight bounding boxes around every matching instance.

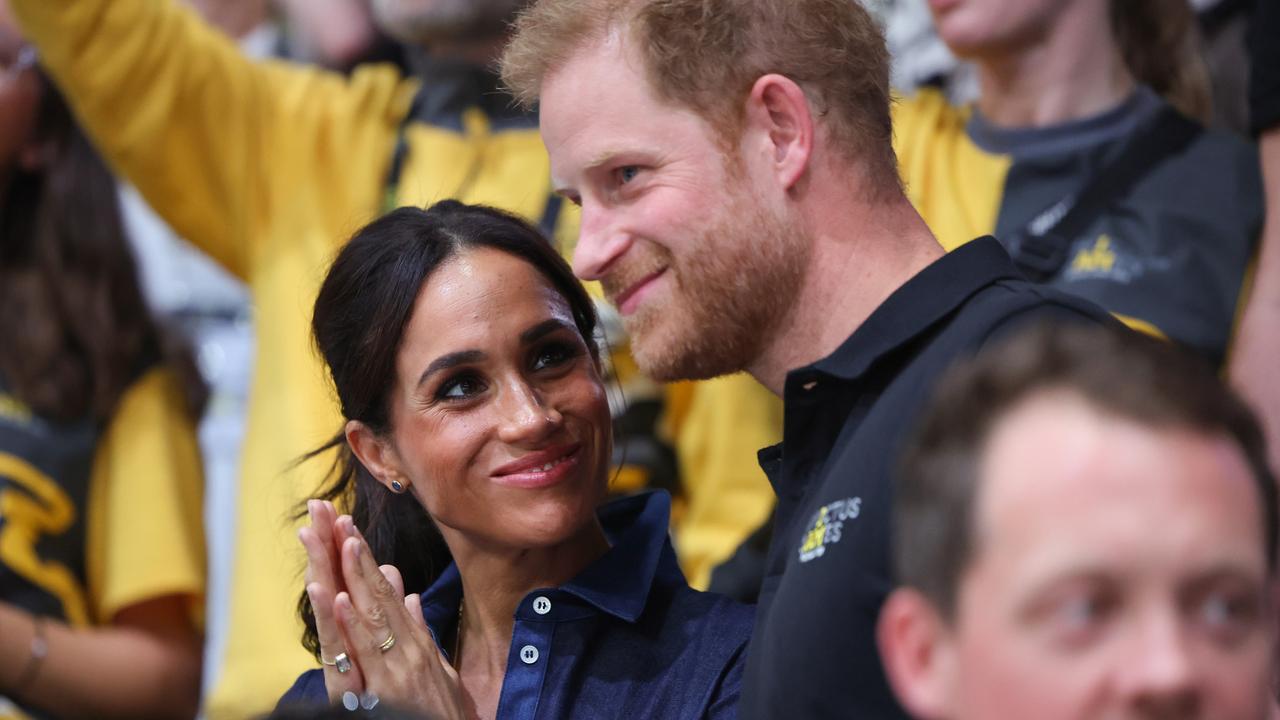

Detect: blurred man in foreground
[880,323,1278,720]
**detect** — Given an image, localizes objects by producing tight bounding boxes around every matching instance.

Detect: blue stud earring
[390,479,405,493]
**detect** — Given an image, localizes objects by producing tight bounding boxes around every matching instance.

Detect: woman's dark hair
[298,200,600,658]
[0,69,203,422]
[1111,0,1212,124]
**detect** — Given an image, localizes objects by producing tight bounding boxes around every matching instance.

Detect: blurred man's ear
[877,588,957,720]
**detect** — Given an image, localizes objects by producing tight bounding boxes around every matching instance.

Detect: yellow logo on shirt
[1070,235,1117,274]
[798,497,862,563]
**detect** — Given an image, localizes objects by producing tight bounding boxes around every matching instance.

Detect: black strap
[1009,106,1202,281]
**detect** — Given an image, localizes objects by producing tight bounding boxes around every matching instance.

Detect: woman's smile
[490,441,583,489]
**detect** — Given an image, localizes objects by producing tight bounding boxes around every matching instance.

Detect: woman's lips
[491,442,582,489]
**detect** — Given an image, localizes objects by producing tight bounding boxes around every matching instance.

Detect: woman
[895,0,1261,368]
[0,15,205,720]
[279,201,752,719]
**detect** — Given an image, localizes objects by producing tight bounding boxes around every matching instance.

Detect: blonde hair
[501,0,900,193]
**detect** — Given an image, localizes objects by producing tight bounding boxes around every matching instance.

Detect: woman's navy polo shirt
[280,491,753,718]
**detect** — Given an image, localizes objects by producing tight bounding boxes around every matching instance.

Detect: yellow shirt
[0,367,204,720]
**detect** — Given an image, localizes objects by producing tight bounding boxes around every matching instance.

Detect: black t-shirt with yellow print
[895,85,1262,367]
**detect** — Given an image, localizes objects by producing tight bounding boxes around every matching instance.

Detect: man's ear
[742,73,815,192]
[345,419,407,493]
[877,588,958,720]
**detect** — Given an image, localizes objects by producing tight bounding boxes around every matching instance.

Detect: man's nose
[572,201,631,281]
[1120,610,1201,718]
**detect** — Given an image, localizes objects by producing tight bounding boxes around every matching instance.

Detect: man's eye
[437,374,485,401]
[618,166,640,184]
[1199,591,1259,634]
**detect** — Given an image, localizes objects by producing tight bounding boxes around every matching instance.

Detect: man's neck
[973,7,1135,127]
[444,518,610,678]
[747,193,944,395]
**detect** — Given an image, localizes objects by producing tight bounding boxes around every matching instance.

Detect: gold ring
[378,632,396,653]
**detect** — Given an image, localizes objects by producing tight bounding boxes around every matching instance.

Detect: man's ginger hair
[500,0,900,193]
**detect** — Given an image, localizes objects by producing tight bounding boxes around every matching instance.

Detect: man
[879,323,1277,720]
[9,0,779,714]
[501,0,1112,716]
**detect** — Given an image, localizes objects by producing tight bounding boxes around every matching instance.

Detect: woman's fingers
[305,501,345,594]
[306,582,365,702]
[380,564,405,599]
[338,534,413,679]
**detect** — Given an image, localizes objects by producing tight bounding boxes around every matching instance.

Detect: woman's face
[927,0,1076,59]
[380,247,612,551]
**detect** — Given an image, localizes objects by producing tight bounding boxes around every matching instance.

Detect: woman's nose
[497,382,563,445]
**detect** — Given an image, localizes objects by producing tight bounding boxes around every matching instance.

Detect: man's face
[540,34,808,381]
[939,392,1274,720]
[369,0,530,46]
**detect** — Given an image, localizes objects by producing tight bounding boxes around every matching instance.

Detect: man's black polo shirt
[739,237,1112,719]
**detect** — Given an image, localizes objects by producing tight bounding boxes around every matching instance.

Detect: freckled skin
[383,248,613,554]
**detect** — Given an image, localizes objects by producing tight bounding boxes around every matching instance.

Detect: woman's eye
[532,342,576,371]
[437,374,485,401]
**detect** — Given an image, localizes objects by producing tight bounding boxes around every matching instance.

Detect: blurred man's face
[917,392,1275,720]
[370,0,530,46]
[540,34,807,382]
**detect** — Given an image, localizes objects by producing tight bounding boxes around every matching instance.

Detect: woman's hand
[333,526,467,719]
[298,500,365,701]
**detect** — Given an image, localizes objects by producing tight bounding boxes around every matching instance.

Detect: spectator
[0,7,205,716]
[1230,0,1280,477]
[879,323,1276,720]
[896,0,1259,368]
[6,0,780,713]
[501,0,1112,716]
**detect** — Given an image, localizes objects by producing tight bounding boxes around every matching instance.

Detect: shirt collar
[418,490,680,643]
[802,237,1021,385]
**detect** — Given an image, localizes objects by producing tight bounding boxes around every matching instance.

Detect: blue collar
[418,491,682,650]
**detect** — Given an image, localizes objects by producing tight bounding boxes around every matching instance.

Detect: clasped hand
[299,500,466,718]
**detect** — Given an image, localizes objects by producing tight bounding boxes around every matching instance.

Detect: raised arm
[9,0,412,280]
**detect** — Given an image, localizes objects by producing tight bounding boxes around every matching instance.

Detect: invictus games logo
[798,497,862,563]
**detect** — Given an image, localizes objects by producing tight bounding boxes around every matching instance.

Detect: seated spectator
[878,323,1277,720]
[896,0,1260,368]
[278,201,751,718]
[0,10,205,718]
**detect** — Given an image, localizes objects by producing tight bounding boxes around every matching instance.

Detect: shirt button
[532,596,552,615]
[520,645,540,665]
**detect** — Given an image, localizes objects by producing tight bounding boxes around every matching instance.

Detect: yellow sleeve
[10,0,416,280]
[892,89,1010,251]
[85,367,205,625]
[668,375,783,590]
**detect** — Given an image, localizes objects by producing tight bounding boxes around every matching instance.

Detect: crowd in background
[0,0,1278,718]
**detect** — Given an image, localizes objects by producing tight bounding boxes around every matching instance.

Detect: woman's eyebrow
[417,350,486,388]
[520,318,575,345]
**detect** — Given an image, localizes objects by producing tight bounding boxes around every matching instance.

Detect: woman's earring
[390,479,405,494]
